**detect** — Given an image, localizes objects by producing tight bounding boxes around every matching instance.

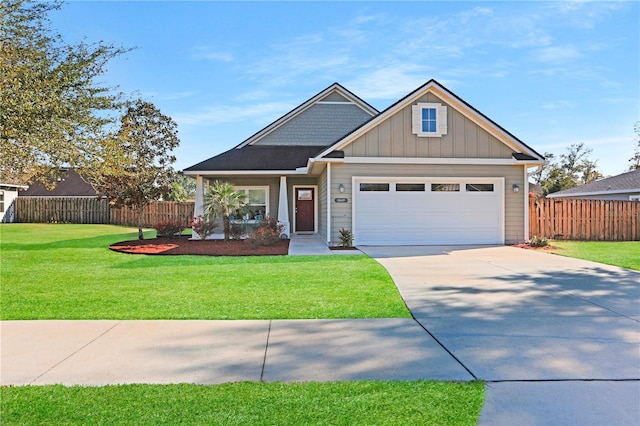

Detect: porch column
[278,176,290,238]
[192,175,205,239]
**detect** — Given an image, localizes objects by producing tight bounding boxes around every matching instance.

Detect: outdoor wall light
[512,184,520,193]
[338,184,345,193]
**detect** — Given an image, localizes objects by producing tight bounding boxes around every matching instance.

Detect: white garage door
[353,178,504,245]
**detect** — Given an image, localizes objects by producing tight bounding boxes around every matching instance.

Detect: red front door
[295,188,314,232]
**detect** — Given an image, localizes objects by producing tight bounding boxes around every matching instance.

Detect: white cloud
[192,46,234,62]
[533,46,582,64]
[174,102,293,127]
[542,100,575,110]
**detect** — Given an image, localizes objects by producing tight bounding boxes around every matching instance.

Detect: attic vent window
[412,103,447,137]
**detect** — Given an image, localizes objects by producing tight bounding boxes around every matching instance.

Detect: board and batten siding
[328,163,526,245]
[342,92,512,160]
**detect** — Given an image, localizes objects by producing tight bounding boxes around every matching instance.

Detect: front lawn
[0,224,410,320]
[0,381,484,426]
[552,240,640,271]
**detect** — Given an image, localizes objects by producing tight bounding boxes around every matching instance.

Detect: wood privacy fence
[14,198,195,228]
[529,198,640,241]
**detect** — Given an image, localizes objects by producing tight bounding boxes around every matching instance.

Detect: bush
[528,235,549,247]
[229,222,245,240]
[153,220,186,238]
[338,228,354,247]
[190,215,217,239]
[246,216,284,248]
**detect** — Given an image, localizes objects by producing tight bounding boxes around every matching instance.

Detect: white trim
[234,185,270,217]
[351,176,505,245]
[292,184,318,234]
[547,188,640,198]
[524,166,530,242]
[316,81,543,161]
[327,163,332,243]
[412,103,447,137]
[342,157,537,166]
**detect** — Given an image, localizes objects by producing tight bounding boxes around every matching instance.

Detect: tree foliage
[91,100,179,240]
[165,174,196,202]
[532,142,603,196]
[0,0,128,184]
[203,180,248,241]
[629,122,640,171]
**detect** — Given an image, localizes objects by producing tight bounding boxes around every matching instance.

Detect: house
[0,183,28,223]
[19,168,100,198]
[547,169,640,201]
[184,79,545,246]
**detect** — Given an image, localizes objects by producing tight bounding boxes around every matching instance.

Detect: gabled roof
[19,169,100,197]
[316,79,544,162]
[236,82,378,148]
[547,169,640,198]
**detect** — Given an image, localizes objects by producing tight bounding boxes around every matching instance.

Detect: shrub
[153,220,186,238]
[338,228,354,247]
[528,235,549,247]
[246,216,284,248]
[190,215,218,239]
[229,222,245,240]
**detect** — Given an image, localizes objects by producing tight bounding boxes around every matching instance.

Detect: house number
[334,198,348,203]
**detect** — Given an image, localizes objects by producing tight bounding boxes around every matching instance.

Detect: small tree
[629,122,640,171]
[203,180,248,241]
[92,100,179,240]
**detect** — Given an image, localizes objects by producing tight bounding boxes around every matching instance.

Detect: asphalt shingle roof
[548,169,640,197]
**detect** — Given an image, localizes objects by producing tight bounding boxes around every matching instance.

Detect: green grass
[551,240,640,271]
[0,381,484,425]
[0,224,410,320]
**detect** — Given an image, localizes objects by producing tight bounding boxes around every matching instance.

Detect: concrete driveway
[361,245,640,425]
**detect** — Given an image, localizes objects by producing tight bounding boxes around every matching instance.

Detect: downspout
[327,162,331,244]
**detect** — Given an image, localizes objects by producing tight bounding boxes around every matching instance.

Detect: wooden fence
[14,198,195,228]
[110,201,194,227]
[529,198,639,241]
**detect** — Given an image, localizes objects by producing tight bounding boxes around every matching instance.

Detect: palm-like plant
[203,180,248,241]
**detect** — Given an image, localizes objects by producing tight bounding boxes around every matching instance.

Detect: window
[431,183,460,192]
[466,184,494,192]
[235,187,268,219]
[359,183,389,192]
[412,103,447,137]
[396,183,425,192]
[630,195,640,201]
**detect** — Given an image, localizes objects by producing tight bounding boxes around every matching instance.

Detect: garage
[353,177,504,245]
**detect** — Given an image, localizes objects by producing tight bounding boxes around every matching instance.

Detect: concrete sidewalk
[0,319,472,386]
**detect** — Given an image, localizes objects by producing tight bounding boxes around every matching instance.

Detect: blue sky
[51,1,639,177]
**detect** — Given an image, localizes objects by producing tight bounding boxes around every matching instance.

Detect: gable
[253,101,373,147]
[342,92,513,159]
[318,80,544,163]
[238,83,377,148]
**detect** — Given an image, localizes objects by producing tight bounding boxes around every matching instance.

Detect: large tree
[532,142,603,195]
[91,100,179,240]
[0,0,128,184]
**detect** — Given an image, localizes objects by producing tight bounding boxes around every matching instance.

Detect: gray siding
[343,92,513,159]
[254,103,372,146]
[328,163,526,244]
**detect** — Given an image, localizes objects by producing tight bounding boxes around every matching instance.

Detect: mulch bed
[511,243,556,251]
[110,235,289,256]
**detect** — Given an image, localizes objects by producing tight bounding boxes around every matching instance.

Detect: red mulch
[110,235,289,256]
[511,243,556,251]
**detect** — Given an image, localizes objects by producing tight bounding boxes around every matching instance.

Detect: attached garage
[353,177,504,245]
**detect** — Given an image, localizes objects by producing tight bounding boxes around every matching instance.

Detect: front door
[295,188,314,232]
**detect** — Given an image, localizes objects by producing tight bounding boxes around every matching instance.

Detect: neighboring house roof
[19,169,100,197]
[528,182,544,197]
[547,169,640,198]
